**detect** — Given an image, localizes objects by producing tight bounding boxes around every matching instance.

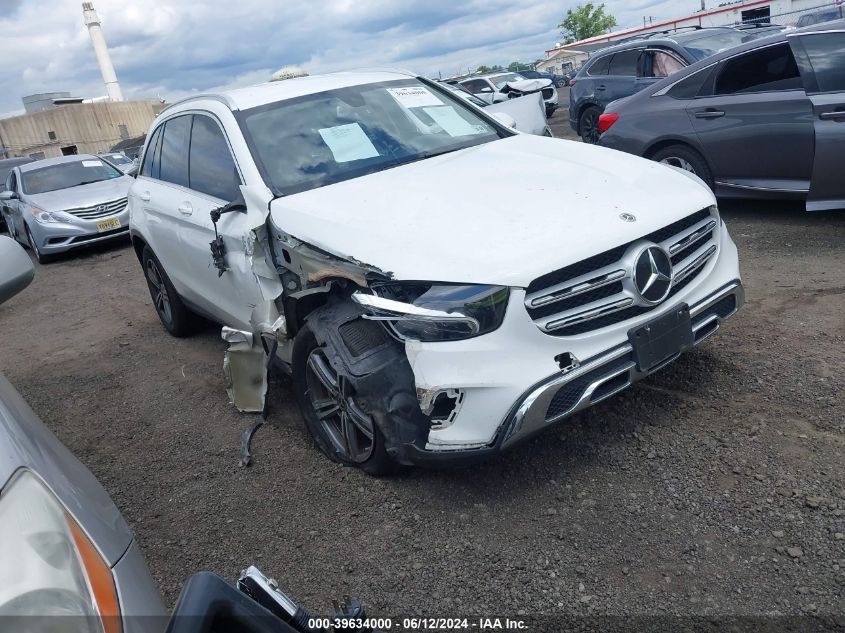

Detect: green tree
[476,65,492,73]
[558,3,617,44]
[508,61,526,72]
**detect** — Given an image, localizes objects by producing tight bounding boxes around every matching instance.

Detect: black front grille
[68,226,128,244]
[545,352,632,420]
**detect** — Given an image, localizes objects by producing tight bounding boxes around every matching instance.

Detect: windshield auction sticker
[386,86,442,108]
[318,123,379,163]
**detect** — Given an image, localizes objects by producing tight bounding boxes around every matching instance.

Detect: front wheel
[293,322,396,475]
[25,224,54,264]
[579,106,602,144]
[650,144,714,191]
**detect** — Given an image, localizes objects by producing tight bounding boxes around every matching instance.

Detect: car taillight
[598,113,619,134]
[568,79,576,86]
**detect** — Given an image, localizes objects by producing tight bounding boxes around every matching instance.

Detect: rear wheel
[650,144,714,191]
[293,321,396,475]
[579,106,602,144]
[141,246,200,337]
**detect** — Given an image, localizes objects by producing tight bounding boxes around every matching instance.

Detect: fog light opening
[421,388,464,430]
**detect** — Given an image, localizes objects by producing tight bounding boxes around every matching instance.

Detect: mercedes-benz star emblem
[619,213,636,222]
[633,246,673,304]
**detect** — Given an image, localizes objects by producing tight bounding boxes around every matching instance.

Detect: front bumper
[394,220,742,465]
[28,211,129,254]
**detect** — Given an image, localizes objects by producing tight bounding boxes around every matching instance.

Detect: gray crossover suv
[569,25,785,143]
[598,21,845,211]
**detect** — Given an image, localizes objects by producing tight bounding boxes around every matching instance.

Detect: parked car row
[453,71,559,116]
[569,24,788,143]
[598,20,845,211]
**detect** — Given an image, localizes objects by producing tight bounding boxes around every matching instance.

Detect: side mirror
[0,236,34,305]
[490,112,517,129]
[126,164,139,178]
[0,190,17,201]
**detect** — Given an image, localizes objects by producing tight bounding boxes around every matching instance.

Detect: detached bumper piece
[498,280,743,449]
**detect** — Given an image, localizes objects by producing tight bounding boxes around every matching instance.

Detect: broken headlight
[353,283,509,342]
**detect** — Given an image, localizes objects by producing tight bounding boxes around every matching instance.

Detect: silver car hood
[26,176,133,212]
[0,372,131,565]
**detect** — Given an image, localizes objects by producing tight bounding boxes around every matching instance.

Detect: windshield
[102,153,132,165]
[678,30,778,61]
[240,79,503,196]
[21,159,123,195]
[489,73,526,89]
[453,89,489,107]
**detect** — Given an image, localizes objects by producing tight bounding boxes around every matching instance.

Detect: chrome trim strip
[673,244,717,285]
[542,297,634,332]
[500,281,743,448]
[715,181,809,193]
[546,362,635,424]
[668,220,716,255]
[526,269,626,308]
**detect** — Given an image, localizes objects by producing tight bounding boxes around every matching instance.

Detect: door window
[461,79,490,93]
[714,43,802,95]
[587,55,611,76]
[188,115,240,201]
[158,115,192,188]
[607,50,641,76]
[649,50,686,78]
[140,125,163,178]
[800,33,845,93]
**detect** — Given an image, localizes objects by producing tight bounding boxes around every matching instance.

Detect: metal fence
[738,1,845,28]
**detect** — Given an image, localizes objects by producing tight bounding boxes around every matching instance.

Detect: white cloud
[0,0,702,116]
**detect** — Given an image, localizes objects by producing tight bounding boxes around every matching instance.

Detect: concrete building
[0,101,162,159]
[543,0,839,58]
[535,49,589,75]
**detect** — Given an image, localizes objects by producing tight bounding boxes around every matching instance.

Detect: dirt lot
[1,117,843,627]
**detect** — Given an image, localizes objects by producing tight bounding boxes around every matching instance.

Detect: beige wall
[0,101,159,159]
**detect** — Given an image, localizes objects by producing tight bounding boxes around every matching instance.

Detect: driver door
[793,31,845,211]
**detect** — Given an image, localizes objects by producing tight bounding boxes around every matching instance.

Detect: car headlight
[29,206,64,224]
[352,283,509,342]
[0,470,120,633]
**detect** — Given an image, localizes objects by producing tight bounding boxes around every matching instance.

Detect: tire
[25,224,54,264]
[579,105,602,144]
[650,144,714,191]
[141,245,200,337]
[292,321,396,475]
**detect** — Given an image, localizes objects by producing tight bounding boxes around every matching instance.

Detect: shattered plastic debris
[221,327,268,413]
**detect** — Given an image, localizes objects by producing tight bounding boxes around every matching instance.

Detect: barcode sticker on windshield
[82,160,103,168]
[386,86,442,108]
[422,106,479,137]
[318,123,379,163]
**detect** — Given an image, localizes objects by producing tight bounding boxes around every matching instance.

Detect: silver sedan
[0,154,133,263]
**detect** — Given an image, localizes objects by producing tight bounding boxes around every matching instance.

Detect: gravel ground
[0,117,843,628]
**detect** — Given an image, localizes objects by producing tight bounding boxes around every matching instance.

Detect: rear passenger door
[792,30,845,211]
[687,42,814,193]
[602,49,641,104]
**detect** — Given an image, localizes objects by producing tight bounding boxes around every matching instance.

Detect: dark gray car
[597,21,845,211]
[569,25,786,143]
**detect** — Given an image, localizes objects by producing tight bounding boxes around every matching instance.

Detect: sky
[0,0,703,117]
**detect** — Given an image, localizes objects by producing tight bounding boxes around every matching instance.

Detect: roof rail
[342,66,417,77]
[159,93,239,115]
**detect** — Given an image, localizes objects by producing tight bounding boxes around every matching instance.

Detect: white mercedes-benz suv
[128,70,742,474]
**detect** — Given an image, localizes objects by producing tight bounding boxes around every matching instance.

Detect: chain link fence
[738,1,844,28]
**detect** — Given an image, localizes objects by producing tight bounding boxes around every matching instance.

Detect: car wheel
[141,245,199,337]
[579,106,602,144]
[24,224,54,264]
[293,321,396,476]
[650,144,714,191]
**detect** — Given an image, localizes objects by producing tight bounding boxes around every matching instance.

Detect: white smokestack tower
[82,2,124,101]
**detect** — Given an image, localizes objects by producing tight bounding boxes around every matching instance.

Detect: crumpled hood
[270,134,715,287]
[502,78,552,93]
[26,176,133,211]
